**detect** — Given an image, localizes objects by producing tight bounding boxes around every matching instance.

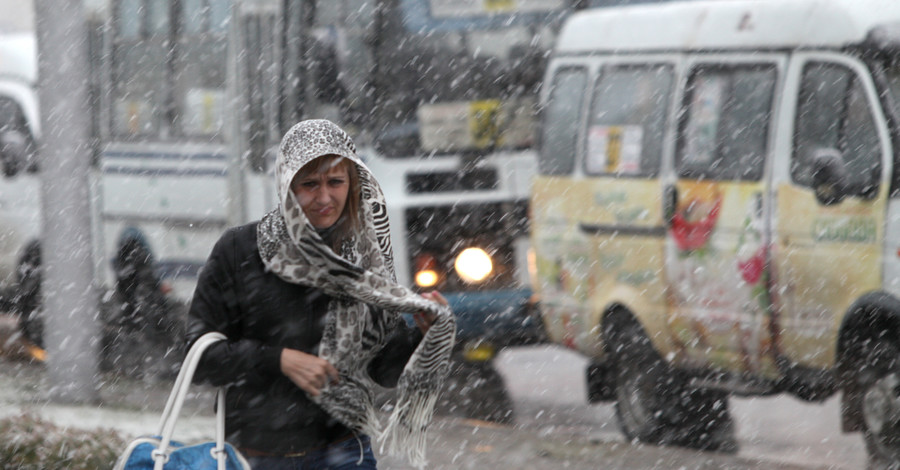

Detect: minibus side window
[539,67,587,175]
[793,63,881,193]
[678,65,776,181]
[585,64,672,177]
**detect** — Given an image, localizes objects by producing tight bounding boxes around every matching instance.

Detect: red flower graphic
[737,247,766,285]
[671,196,722,251]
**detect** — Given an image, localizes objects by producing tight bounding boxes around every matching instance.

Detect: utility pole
[35,0,99,404]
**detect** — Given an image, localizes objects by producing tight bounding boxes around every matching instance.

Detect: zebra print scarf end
[378,389,440,469]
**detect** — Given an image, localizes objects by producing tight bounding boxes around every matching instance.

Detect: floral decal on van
[670,182,722,252]
[666,181,774,373]
[737,247,765,284]
[735,214,771,313]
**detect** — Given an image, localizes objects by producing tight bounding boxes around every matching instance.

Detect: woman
[186,119,456,469]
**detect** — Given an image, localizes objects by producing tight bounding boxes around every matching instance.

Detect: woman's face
[291,157,350,229]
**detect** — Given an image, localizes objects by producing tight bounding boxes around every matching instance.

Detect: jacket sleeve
[185,228,283,387]
[368,316,425,388]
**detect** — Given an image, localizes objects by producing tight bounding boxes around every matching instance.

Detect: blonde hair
[293,154,361,251]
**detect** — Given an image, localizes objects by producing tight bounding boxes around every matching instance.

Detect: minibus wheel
[859,339,900,465]
[604,310,735,452]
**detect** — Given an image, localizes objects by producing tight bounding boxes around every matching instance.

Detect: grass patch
[0,413,126,469]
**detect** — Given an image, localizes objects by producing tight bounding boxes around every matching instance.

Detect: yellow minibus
[531,0,900,464]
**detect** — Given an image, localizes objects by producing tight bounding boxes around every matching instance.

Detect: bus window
[585,64,672,177]
[792,62,881,194]
[174,0,229,138]
[110,0,231,139]
[182,0,231,33]
[364,0,566,158]
[111,0,171,137]
[240,7,280,172]
[183,0,209,34]
[147,0,170,34]
[539,67,587,175]
[678,64,776,181]
[309,0,375,122]
[117,0,141,39]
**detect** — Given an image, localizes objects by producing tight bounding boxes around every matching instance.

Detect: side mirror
[845,160,881,201]
[811,148,849,206]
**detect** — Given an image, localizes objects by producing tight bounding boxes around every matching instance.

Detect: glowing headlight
[454,247,493,283]
[415,269,439,288]
[414,253,440,288]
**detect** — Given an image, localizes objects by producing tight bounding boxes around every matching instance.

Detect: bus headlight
[454,247,493,284]
[414,253,440,288]
[415,269,439,288]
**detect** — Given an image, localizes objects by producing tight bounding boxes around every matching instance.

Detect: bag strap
[153,331,228,470]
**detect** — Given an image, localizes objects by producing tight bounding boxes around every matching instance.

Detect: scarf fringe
[378,389,439,469]
[362,402,382,438]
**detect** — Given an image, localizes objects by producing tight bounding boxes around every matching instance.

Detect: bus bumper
[443,288,545,360]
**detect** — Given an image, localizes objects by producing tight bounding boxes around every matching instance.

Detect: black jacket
[186,222,421,454]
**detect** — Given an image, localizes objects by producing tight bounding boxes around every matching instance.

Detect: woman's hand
[280,348,340,396]
[415,291,447,335]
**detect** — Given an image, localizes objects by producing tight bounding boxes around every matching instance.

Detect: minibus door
[665,59,781,375]
[577,61,676,356]
[770,54,888,370]
[533,60,676,356]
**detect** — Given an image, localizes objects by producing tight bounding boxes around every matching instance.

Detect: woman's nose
[314,185,330,203]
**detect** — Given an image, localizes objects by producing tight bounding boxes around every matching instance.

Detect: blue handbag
[113,332,251,470]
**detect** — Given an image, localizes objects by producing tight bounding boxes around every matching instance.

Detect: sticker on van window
[683,75,725,165]
[586,125,643,174]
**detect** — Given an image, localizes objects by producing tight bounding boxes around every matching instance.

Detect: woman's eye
[329,179,346,186]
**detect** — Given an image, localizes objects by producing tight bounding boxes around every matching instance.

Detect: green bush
[0,413,126,470]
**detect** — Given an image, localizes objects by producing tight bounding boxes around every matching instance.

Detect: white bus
[1,0,579,358]
[76,0,572,355]
[1,1,283,348]
[92,0,277,301]
[0,30,40,312]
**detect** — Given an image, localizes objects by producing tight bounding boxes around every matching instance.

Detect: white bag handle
[153,331,229,470]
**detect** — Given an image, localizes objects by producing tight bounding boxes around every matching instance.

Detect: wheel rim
[617,360,666,436]
[622,371,650,429]
[863,372,900,460]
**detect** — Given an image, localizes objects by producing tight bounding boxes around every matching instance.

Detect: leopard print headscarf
[257,119,456,468]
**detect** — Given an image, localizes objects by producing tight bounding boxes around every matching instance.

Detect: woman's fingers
[324,361,340,385]
[422,290,448,306]
[414,290,448,334]
[413,312,429,332]
[280,348,340,396]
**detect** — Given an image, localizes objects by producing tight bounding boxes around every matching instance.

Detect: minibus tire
[604,311,735,452]
[859,338,900,465]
